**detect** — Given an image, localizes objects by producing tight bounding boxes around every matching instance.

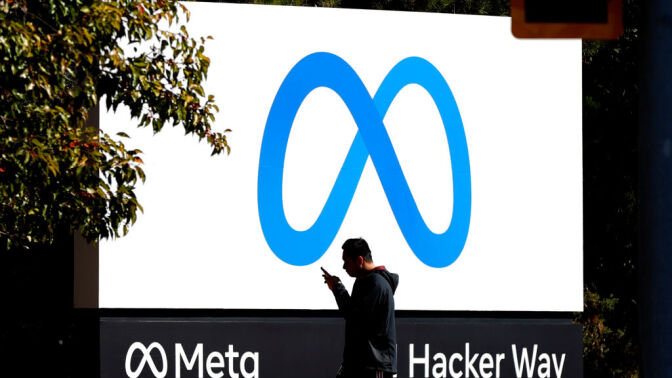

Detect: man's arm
[332,281,352,315]
[322,268,352,315]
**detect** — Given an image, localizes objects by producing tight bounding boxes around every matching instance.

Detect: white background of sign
[99,3,582,311]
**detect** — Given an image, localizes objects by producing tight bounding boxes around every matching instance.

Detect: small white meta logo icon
[126,342,168,378]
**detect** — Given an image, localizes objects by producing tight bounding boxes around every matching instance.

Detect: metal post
[639,0,672,376]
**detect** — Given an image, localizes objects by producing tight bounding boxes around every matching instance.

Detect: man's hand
[321,267,340,291]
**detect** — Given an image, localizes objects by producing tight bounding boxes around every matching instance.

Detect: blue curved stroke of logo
[257,52,471,268]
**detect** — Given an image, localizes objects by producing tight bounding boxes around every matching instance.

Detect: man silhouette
[322,238,399,378]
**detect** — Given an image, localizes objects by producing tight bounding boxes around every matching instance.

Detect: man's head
[342,238,373,277]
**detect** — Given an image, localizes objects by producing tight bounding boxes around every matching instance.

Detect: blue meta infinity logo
[257,52,471,268]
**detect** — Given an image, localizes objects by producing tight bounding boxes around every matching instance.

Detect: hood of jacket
[373,266,399,294]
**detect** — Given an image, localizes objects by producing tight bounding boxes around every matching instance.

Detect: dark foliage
[579,0,640,376]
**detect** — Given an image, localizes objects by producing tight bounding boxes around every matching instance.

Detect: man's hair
[342,238,372,262]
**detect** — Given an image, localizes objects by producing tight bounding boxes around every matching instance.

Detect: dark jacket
[332,267,399,374]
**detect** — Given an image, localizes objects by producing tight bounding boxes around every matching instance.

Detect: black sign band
[102,317,581,378]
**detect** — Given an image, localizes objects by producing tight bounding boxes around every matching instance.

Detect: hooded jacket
[332,267,399,374]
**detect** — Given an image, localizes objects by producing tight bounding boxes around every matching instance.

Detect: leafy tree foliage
[0,0,228,251]
[251,0,509,14]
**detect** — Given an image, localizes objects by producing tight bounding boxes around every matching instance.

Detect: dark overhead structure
[511,0,623,39]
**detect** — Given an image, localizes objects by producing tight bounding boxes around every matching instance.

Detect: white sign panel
[99,3,582,311]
